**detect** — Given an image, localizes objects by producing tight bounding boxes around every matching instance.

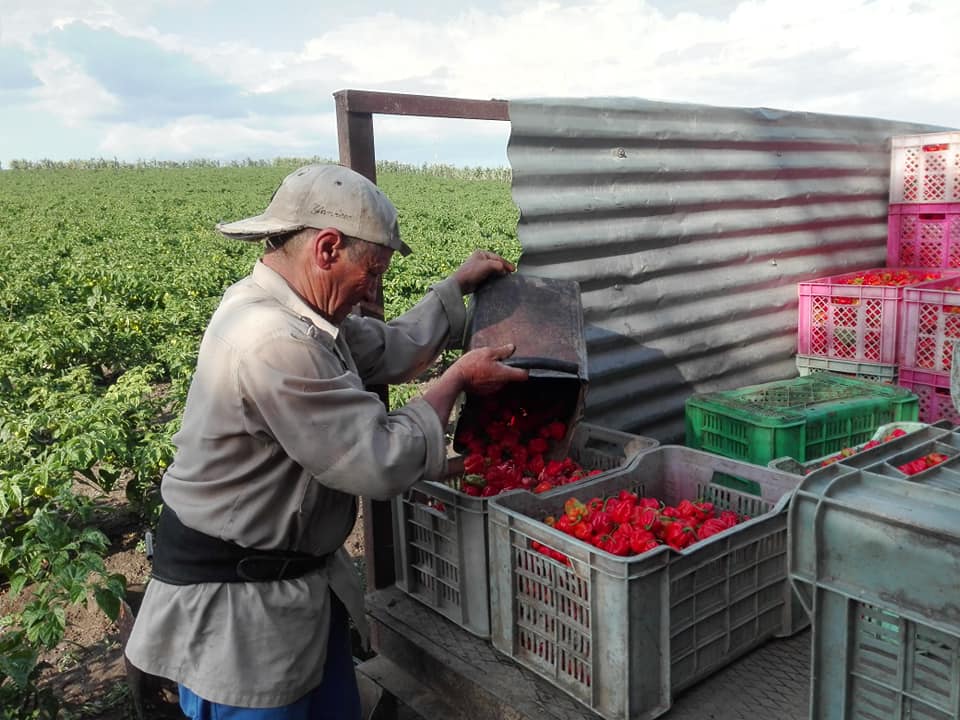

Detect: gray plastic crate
[795,353,899,383]
[392,422,658,638]
[767,421,935,475]
[788,463,960,719]
[828,419,957,474]
[487,446,804,720]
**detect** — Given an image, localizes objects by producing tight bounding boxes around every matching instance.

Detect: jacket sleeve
[236,332,448,499]
[342,276,467,385]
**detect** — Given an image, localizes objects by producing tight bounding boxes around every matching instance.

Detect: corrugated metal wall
[507,98,949,443]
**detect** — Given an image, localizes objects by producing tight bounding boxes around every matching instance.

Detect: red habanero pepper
[527,454,546,477]
[632,506,662,535]
[589,510,614,537]
[607,535,631,556]
[618,489,639,504]
[696,517,728,541]
[611,498,634,525]
[572,521,593,541]
[527,437,550,455]
[663,522,695,550]
[661,506,681,519]
[718,510,740,528]
[463,453,486,475]
[628,528,657,554]
[555,514,576,533]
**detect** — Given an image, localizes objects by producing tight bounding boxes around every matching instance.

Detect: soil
[0,486,368,720]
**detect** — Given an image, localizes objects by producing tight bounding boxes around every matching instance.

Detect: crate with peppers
[533,489,751,564]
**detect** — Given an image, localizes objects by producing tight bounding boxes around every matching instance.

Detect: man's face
[329,240,394,322]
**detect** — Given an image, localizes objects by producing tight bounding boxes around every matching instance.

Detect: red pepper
[628,527,657,554]
[718,510,740,528]
[463,453,486,475]
[617,489,638,504]
[539,421,566,441]
[663,522,695,550]
[586,497,605,513]
[527,454,545,476]
[571,520,592,541]
[610,499,633,525]
[632,506,662,535]
[601,534,631,556]
[527,437,549,455]
[696,517,729,541]
[589,511,613,537]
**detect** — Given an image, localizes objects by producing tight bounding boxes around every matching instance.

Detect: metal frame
[333,89,509,591]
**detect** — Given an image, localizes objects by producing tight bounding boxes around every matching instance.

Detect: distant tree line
[2,157,511,181]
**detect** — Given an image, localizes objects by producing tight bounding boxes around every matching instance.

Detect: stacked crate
[889,132,960,423]
[795,267,943,383]
[795,132,960,424]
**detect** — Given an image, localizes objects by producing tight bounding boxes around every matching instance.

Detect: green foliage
[0,162,520,707]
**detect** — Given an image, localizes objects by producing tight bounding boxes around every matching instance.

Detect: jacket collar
[251,260,339,339]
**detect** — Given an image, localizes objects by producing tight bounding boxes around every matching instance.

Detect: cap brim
[397,240,413,256]
[216,213,305,241]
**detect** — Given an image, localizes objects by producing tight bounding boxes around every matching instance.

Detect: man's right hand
[452,344,529,395]
[421,344,528,432]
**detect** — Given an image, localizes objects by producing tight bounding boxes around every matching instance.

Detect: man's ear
[314,228,344,270]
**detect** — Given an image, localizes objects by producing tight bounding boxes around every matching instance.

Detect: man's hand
[421,344,528,429]
[452,344,529,395]
[453,250,515,295]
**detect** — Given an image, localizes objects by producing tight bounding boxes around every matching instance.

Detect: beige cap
[215,164,412,256]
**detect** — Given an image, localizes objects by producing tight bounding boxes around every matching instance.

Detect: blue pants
[178,595,361,720]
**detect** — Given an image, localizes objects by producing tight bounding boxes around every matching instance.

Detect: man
[124,163,528,719]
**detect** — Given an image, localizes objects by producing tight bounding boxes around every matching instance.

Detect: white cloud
[97,112,338,160]
[28,48,120,125]
[3,0,959,165]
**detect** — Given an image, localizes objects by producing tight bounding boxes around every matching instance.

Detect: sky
[1,0,958,169]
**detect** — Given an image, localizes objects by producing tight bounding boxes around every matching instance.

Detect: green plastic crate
[685,374,919,474]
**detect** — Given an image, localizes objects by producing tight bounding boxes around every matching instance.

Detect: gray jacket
[125,260,465,707]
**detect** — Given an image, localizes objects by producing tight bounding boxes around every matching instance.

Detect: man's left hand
[453,251,515,295]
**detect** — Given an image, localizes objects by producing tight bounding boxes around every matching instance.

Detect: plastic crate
[487,446,804,720]
[890,131,960,204]
[897,367,960,425]
[797,267,951,365]
[789,462,960,718]
[900,274,960,373]
[392,423,658,638]
[767,421,934,475]
[887,203,960,268]
[795,353,898,383]
[800,418,954,474]
[685,374,919,469]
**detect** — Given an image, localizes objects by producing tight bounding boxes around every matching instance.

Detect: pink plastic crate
[897,368,960,425]
[890,132,960,204]
[887,203,960,268]
[797,268,950,365]
[900,275,960,373]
